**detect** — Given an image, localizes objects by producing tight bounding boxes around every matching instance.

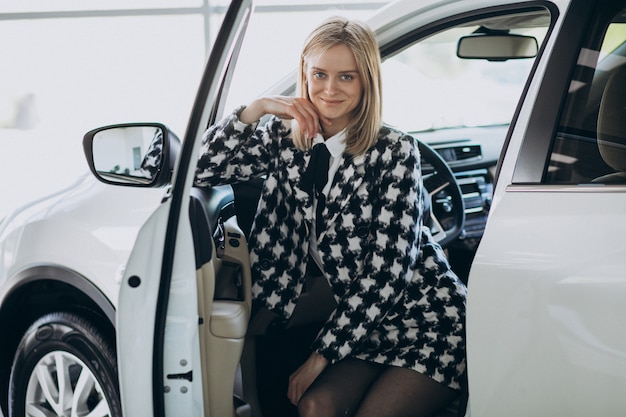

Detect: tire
[8,312,122,417]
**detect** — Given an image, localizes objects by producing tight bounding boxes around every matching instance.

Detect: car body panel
[0,174,165,307]
[469,187,626,416]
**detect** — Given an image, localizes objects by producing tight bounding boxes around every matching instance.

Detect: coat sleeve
[311,132,423,362]
[195,107,284,187]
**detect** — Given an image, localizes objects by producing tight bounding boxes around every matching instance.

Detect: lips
[320,98,343,105]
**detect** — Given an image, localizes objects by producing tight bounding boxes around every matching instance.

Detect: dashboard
[415,124,506,251]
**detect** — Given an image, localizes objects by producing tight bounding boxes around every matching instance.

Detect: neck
[321,122,346,140]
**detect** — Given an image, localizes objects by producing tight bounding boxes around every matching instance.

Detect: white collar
[312,129,346,158]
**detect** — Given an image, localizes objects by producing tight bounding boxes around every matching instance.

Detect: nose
[324,78,338,94]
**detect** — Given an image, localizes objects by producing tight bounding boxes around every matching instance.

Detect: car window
[381,10,549,133]
[544,7,626,184]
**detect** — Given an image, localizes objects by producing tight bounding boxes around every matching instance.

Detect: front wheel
[9,312,122,417]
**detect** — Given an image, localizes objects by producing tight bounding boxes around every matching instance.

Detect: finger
[296,98,333,133]
[292,99,320,140]
[266,96,320,141]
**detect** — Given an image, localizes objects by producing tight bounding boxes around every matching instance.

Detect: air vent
[436,144,482,164]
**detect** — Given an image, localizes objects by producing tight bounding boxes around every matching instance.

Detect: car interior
[594,64,626,183]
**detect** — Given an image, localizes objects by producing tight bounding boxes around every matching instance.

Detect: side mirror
[83,123,180,187]
[457,34,538,61]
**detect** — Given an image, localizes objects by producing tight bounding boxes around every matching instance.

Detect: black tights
[297,358,458,417]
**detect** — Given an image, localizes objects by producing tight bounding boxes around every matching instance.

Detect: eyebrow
[310,66,359,74]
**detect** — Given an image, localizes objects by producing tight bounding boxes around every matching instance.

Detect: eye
[341,74,354,81]
[313,71,326,79]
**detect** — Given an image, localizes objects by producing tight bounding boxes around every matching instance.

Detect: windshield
[382,25,548,133]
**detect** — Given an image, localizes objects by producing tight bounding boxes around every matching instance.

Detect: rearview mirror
[83,123,180,187]
[457,34,538,61]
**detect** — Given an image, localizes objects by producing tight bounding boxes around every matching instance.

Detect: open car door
[115,1,254,416]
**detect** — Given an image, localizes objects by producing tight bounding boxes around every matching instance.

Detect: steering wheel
[417,140,465,248]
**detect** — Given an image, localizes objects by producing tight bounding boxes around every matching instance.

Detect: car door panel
[469,188,626,416]
[116,200,197,417]
[190,185,252,417]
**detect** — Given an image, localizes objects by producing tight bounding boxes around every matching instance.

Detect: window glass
[381,12,549,133]
[544,8,626,184]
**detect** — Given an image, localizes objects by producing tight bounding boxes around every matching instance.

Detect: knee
[297,391,342,417]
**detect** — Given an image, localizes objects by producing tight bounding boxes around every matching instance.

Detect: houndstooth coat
[195,107,467,390]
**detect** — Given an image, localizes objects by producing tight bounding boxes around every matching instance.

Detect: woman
[195,16,466,417]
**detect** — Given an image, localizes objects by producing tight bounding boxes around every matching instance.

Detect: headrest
[597,65,626,172]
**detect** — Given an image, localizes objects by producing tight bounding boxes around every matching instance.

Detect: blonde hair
[293,16,383,156]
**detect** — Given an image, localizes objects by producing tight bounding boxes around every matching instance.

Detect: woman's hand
[287,352,329,406]
[240,96,331,141]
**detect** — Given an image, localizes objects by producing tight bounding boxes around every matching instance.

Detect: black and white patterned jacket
[195,108,460,364]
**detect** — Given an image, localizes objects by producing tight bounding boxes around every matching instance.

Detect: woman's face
[305,44,363,137]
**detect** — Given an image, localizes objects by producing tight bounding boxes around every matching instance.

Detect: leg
[297,358,385,417]
[354,366,459,417]
[256,322,323,417]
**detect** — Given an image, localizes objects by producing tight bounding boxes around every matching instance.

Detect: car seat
[594,65,626,183]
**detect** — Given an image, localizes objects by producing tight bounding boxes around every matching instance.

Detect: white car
[0,0,624,416]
